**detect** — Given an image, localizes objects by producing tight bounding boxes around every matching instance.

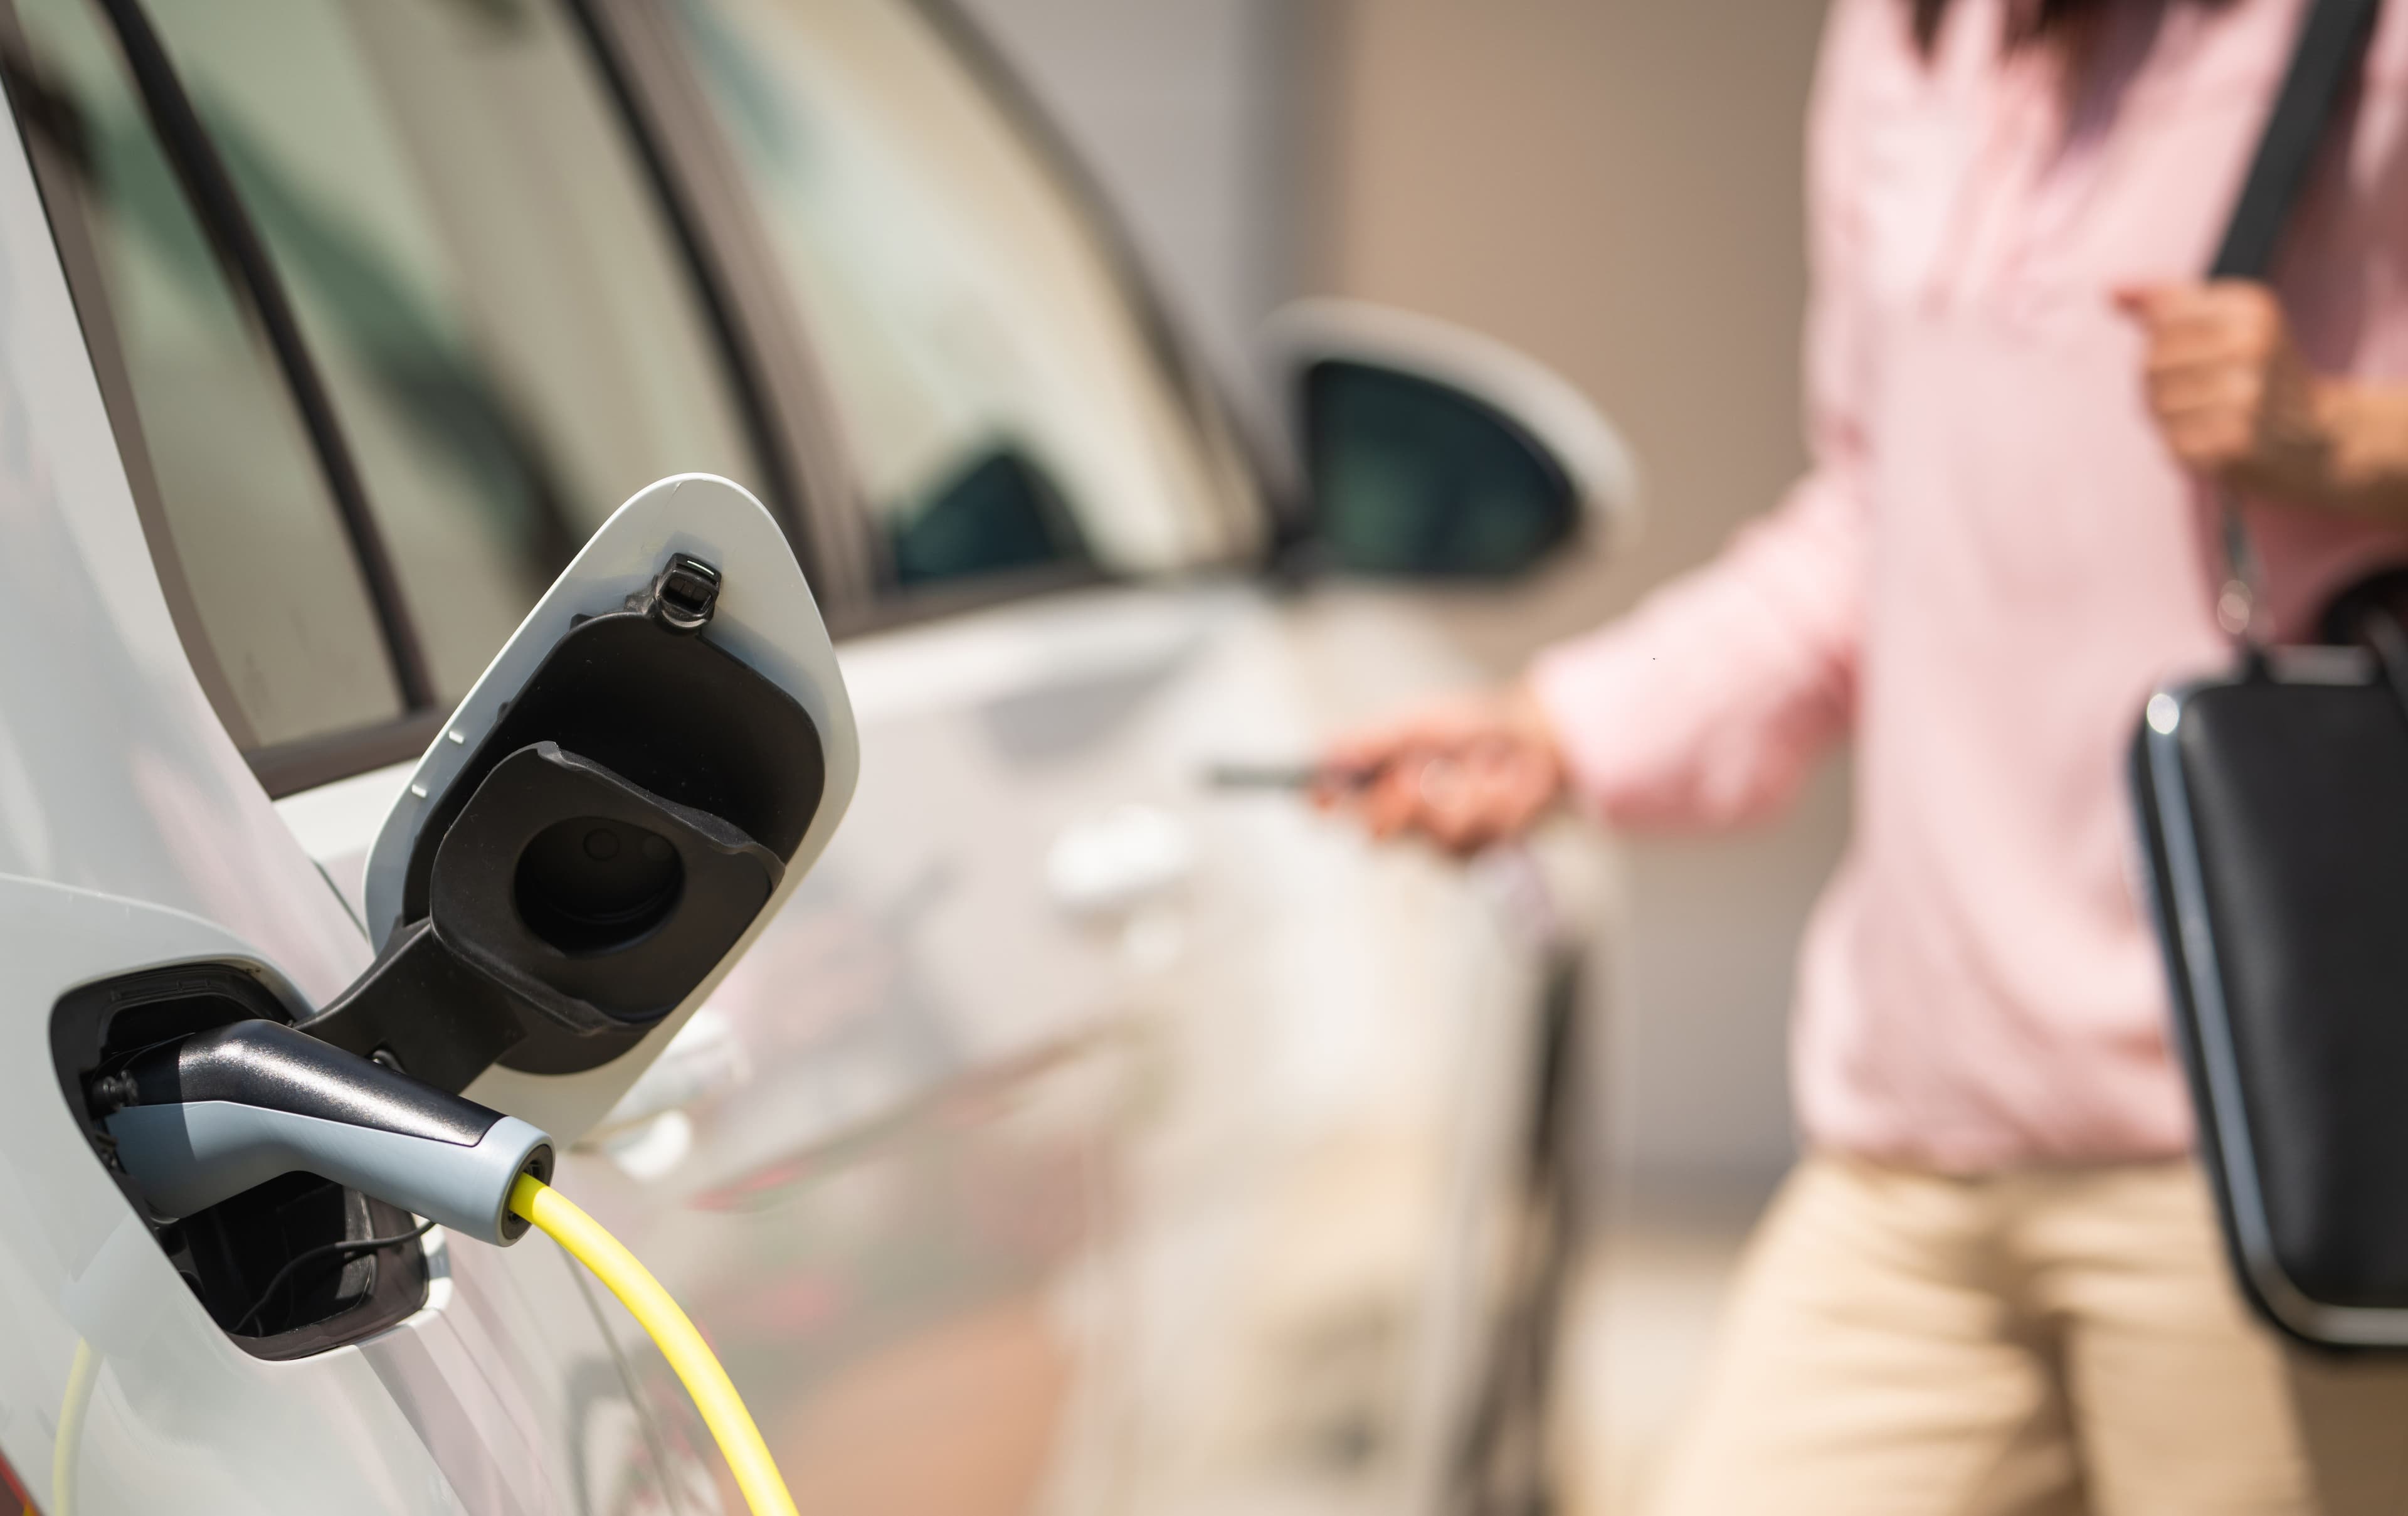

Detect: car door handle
[1046,804,1193,917]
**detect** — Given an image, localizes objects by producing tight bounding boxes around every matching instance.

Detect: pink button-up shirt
[1531,0,2408,1170]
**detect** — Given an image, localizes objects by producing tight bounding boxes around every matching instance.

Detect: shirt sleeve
[1526,0,1883,831]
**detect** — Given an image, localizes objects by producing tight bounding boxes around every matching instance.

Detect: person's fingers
[1322,696,1531,824]
[2116,282,2224,332]
[2125,281,2319,491]
[2160,413,2256,468]
[2155,397,2249,438]
[1358,769,1409,839]
[1420,748,1560,855]
[2143,358,2243,404]
[2140,312,2271,369]
[2123,282,2283,349]
[2142,329,2263,379]
[1358,759,1428,840]
[2141,346,2278,447]
[2145,385,2246,433]
[2159,418,2251,469]
[2145,304,2277,355]
[1424,803,1481,854]
[1417,757,1485,851]
[1420,761,1497,854]
[2147,369,2265,426]
[1318,716,1566,853]
[2140,304,2248,347]
[1375,753,1497,854]
[2112,281,2180,319]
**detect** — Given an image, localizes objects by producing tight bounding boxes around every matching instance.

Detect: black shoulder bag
[2129,0,2404,1349]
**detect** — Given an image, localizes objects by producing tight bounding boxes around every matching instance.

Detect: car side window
[9,0,774,784]
[140,0,766,707]
[664,0,1260,595]
[9,0,405,750]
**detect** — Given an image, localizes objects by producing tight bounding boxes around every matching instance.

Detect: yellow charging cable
[45,1187,788,1516]
[50,1338,97,1516]
[509,1175,796,1516]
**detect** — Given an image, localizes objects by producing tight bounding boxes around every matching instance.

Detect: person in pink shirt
[1326,0,2408,1508]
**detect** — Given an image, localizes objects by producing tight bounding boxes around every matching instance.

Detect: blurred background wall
[958,0,1844,1194]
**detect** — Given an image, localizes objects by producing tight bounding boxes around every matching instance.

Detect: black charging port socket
[51,963,429,1360]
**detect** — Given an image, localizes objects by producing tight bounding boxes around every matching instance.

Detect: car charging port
[51,965,430,1360]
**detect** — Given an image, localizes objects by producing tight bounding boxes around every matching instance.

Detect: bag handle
[2204,0,2382,640]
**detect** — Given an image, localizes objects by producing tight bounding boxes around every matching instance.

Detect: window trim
[832,557,1114,640]
[87,0,438,712]
[562,0,832,591]
[576,0,880,628]
[1,0,440,766]
[246,707,450,799]
[0,0,261,749]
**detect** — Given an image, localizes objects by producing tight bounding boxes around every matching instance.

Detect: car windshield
[667,0,1263,590]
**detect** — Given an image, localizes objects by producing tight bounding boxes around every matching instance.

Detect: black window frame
[0,0,827,796]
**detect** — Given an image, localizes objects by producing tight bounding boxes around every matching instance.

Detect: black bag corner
[2126,0,2408,1350]
[2133,644,2408,1349]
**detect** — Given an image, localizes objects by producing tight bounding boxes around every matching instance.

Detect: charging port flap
[310,475,859,1142]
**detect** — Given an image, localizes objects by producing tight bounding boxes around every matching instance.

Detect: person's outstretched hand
[1313,682,1568,856]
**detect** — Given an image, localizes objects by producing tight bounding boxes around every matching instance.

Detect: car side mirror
[303,474,858,1142]
[1263,299,1639,578]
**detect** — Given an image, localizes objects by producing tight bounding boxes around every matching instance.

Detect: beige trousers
[1645,1155,2408,1515]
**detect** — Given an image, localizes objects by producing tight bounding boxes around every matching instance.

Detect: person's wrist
[2306,380,2408,517]
[2236,366,2343,504]
[2309,377,2357,496]
[2283,378,2408,521]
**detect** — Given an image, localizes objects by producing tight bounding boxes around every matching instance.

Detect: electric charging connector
[89,1019,798,1515]
[97,1020,551,1246]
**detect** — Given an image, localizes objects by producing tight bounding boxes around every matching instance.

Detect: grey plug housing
[101,1020,553,1246]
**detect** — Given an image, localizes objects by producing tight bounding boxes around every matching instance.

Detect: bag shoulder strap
[2212,0,2381,280]
[2202,0,2380,639]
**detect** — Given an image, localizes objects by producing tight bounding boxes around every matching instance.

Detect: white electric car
[0,1,1634,1512]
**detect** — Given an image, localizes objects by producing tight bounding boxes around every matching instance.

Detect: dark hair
[1909,0,2108,55]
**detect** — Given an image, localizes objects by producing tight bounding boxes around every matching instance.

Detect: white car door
[591,6,1620,1513]
[805,578,1585,1516]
